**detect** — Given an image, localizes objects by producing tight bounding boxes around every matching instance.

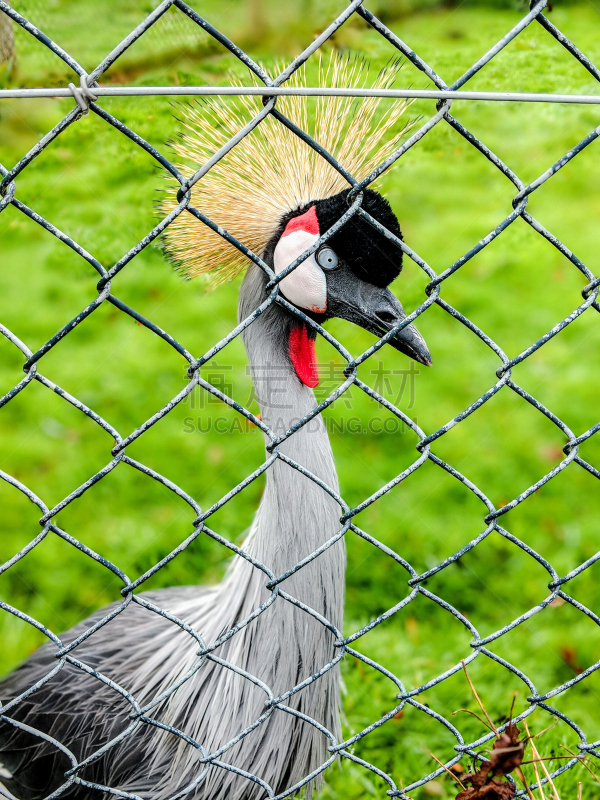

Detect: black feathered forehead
[269,188,403,289]
[315,189,403,288]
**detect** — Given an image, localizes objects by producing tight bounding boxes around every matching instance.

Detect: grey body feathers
[0,264,346,799]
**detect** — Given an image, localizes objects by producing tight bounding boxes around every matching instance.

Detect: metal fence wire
[0,0,599,797]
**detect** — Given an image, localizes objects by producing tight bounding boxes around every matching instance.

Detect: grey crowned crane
[0,57,431,800]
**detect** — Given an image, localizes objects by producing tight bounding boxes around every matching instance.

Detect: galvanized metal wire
[0,0,599,797]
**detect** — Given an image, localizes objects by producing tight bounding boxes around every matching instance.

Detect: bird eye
[316,246,339,271]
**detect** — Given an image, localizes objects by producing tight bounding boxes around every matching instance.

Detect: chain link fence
[0,0,599,797]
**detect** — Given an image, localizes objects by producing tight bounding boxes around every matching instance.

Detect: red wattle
[288,323,319,388]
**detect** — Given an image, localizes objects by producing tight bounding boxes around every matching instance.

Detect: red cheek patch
[282,205,319,237]
[288,323,319,388]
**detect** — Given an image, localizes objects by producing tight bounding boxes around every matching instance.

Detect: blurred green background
[1,1,599,797]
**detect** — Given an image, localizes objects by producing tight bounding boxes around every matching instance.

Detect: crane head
[267,188,431,388]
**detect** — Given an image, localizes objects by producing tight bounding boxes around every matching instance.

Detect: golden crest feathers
[161,54,415,288]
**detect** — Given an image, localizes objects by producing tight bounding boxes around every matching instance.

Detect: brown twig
[523,721,548,800]
[461,660,499,736]
[532,761,547,800]
[508,692,517,726]
[515,766,537,800]
[524,720,561,800]
[560,745,600,786]
[429,752,467,791]
[452,707,497,734]
[538,750,561,800]
[528,717,559,742]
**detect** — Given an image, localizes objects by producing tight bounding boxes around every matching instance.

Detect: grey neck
[238,264,343,609]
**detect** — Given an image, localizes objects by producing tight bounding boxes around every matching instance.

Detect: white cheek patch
[273,230,327,313]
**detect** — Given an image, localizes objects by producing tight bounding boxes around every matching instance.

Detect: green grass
[1,1,600,797]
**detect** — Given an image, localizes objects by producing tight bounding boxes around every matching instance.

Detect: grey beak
[325,268,432,366]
